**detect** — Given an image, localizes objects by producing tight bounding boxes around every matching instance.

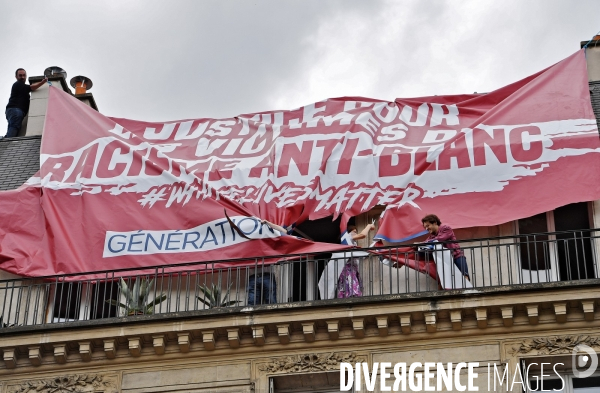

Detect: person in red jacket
[421,214,469,280]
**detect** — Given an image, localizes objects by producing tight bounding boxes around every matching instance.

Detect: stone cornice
[0,285,597,371]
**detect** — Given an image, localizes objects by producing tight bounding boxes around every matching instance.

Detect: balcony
[0,229,598,331]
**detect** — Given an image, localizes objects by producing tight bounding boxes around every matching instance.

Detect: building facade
[1,40,600,393]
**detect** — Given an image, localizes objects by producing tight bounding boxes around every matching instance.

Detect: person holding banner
[341,224,376,246]
[317,223,375,300]
[336,224,375,298]
[421,214,470,281]
[260,220,294,235]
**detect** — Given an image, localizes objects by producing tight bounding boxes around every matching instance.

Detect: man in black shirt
[5,68,47,138]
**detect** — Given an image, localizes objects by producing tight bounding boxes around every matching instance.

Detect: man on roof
[4,68,47,138]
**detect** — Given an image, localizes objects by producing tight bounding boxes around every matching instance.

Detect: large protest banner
[0,50,599,277]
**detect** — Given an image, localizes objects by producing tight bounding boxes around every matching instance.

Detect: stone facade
[1,39,600,393]
[0,282,598,392]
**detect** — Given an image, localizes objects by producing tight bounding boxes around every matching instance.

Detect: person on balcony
[336,224,375,298]
[4,69,47,138]
[245,219,294,306]
[421,214,470,281]
[260,220,294,236]
[247,265,277,306]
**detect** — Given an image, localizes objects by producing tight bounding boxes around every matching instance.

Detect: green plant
[196,279,240,309]
[107,278,167,316]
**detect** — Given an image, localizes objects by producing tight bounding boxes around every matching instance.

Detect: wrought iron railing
[0,229,598,329]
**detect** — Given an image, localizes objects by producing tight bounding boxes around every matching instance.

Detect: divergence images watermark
[340,345,598,392]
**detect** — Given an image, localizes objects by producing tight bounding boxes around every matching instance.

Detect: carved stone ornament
[510,335,600,356]
[258,352,367,373]
[8,373,118,393]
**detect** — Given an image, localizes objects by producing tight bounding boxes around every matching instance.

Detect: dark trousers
[454,256,469,277]
[247,273,277,305]
[5,108,24,138]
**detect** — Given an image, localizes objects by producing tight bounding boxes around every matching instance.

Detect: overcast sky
[1,0,599,134]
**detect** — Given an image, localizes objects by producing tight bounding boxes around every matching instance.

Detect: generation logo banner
[0,50,599,276]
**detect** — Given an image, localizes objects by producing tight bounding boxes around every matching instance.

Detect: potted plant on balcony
[108,277,167,316]
[196,277,241,309]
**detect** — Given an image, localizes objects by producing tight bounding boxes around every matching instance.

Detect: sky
[1,0,599,134]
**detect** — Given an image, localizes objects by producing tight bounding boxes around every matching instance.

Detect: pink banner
[1,50,599,277]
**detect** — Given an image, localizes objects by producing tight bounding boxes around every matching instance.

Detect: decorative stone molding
[258,352,367,373]
[203,330,216,350]
[501,307,514,327]
[128,337,141,357]
[526,304,539,325]
[253,326,266,346]
[276,324,291,344]
[326,320,339,341]
[475,308,488,329]
[582,300,596,321]
[424,312,436,333]
[178,333,190,353]
[509,335,600,356]
[54,344,68,364]
[450,310,462,331]
[227,328,240,349]
[103,339,116,359]
[302,322,315,342]
[554,302,567,323]
[376,316,388,337]
[3,348,16,369]
[7,373,118,393]
[79,341,92,362]
[28,346,41,366]
[352,318,365,338]
[399,314,411,334]
[153,335,165,355]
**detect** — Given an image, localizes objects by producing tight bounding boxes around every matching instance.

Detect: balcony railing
[1,229,598,329]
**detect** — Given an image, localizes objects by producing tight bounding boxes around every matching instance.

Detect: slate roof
[1,83,600,191]
[0,135,41,191]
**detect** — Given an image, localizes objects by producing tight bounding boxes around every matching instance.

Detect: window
[525,355,600,392]
[89,281,119,319]
[52,282,82,321]
[50,280,119,322]
[270,372,350,393]
[518,213,551,271]
[528,374,600,392]
[517,202,595,281]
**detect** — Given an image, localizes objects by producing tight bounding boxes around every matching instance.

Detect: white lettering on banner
[144,123,176,140]
[174,120,208,140]
[103,216,279,257]
[38,116,600,213]
[430,103,460,127]
[399,102,429,126]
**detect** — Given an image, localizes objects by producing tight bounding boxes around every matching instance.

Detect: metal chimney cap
[44,66,67,79]
[70,75,93,90]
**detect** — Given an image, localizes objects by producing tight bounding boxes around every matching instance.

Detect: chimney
[70,75,93,95]
[581,37,600,82]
